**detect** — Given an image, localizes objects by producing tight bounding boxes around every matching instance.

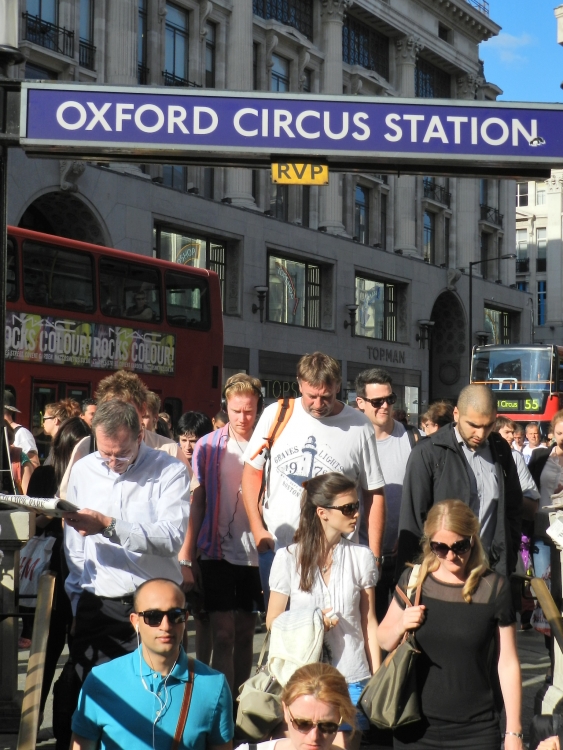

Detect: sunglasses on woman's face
[326,501,360,518]
[287,706,340,736]
[429,537,472,558]
[136,608,188,627]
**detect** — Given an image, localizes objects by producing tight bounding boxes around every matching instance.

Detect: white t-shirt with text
[376,420,412,555]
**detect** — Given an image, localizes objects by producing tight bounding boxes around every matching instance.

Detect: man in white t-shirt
[242,352,385,601]
[182,374,264,694]
[355,368,416,621]
[523,422,542,465]
[3,390,40,468]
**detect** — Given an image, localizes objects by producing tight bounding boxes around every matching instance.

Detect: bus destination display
[497,397,542,413]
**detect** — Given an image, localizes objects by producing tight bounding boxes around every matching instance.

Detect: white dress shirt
[64,441,189,614]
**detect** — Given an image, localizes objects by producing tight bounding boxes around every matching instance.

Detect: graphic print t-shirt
[244,398,385,549]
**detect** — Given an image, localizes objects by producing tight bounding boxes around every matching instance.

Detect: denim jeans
[258,548,276,610]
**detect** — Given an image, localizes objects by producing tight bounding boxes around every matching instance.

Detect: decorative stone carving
[158,0,167,24]
[547,175,563,193]
[446,268,462,291]
[298,47,310,91]
[457,74,479,100]
[199,1,213,40]
[320,0,351,20]
[265,31,278,71]
[395,35,422,63]
[350,73,362,96]
[60,160,86,192]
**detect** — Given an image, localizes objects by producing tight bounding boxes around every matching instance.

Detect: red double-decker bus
[5,226,223,452]
[471,344,563,437]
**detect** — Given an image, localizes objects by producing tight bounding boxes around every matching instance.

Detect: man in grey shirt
[356,368,418,620]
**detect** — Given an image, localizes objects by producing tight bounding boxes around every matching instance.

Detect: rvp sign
[271,162,329,185]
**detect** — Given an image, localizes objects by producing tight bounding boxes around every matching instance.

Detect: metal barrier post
[17,571,56,750]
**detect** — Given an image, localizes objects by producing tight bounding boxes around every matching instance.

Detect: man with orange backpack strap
[242,352,386,604]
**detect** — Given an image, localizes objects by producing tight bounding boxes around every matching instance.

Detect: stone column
[223,0,256,208]
[105,0,137,84]
[393,36,421,256]
[319,0,349,236]
[546,172,563,328]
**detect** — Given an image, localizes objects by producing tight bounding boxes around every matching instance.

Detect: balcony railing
[162,70,201,88]
[22,12,74,57]
[79,38,96,70]
[465,0,489,16]
[253,0,313,41]
[138,64,149,84]
[516,258,529,273]
[423,180,451,208]
[480,204,503,227]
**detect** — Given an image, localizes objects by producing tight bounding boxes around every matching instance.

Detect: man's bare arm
[363,488,385,559]
[241,463,274,552]
[71,733,98,750]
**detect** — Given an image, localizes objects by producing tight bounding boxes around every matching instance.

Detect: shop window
[484,308,511,344]
[268,254,320,328]
[355,275,397,341]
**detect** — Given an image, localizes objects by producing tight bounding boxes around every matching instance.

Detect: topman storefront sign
[18,83,563,174]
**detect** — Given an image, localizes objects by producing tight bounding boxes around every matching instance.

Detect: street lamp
[468,253,516,359]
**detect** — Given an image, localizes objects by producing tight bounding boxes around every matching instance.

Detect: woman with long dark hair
[378,500,523,750]
[267,472,380,749]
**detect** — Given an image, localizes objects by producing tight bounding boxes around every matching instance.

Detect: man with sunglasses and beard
[355,368,419,621]
[70,578,233,750]
[396,384,522,585]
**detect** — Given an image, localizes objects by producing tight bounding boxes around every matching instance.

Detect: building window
[423,211,435,263]
[164,3,190,86]
[438,23,451,42]
[253,0,313,41]
[205,22,216,88]
[24,62,57,79]
[355,276,397,341]
[342,15,389,80]
[162,165,186,191]
[536,188,546,205]
[480,179,488,206]
[516,182,529,207]
[537,227,547,272]
[415,58,451,98]
[138,0,148,83]
[155,226,227,308]
[203,168,214,199]
[517,281,529,292]
[380,193,387,250]
[302,69,312,92]
[27,0,57,24]
[23,1,74,57]
[253,43,259,90]
[302,186,310,228]
[480,232,489,278]
[355,186,369,244]
[537,281,547,326]
[444,216,450,268]
[271,54,290,92]
[268,254,320,328]
[79,0,95,69]
[516,228,528,273]
[484,308,511,344]
[270,184,288,220]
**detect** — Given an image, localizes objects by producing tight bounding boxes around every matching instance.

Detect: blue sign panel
[20,83,563,167]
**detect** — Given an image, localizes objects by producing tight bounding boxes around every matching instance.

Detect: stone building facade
[4,0,531,420]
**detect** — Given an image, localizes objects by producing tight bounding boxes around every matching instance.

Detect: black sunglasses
[429,538,472,557]
[136,608,188,627]
[287,706,340,735]
[326,501,360,517]
[363,393,398,409]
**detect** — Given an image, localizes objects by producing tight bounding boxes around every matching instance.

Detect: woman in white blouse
[266,472,380,750]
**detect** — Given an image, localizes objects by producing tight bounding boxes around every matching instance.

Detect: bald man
[396,384,522,579]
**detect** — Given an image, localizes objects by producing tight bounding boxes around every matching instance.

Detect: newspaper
[0,493,78,518]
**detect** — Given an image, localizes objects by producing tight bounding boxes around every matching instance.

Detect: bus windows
[165,270,210,330]
[7,237,18,301]
[23,241,95,312]
[472,347,551,390]
[99,257,161,323]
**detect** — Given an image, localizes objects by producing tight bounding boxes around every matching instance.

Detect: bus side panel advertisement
[5,312,175,376]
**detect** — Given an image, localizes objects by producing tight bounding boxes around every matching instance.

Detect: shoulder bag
[236,631,283,741]
[171,657,195,750]
[359,567,422,730]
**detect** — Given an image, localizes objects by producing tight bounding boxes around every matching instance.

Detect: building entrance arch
[429,291,467,402]
[18,191,107,245]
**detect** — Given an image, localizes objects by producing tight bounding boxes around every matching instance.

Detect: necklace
[229,425,247,455]
[321,548,335,574]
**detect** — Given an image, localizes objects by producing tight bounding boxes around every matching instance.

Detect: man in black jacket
[397,384,522,579]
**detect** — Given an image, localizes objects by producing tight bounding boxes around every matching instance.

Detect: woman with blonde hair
[267,472,380,749]
[238,663,358,750]
[378,500,523,750]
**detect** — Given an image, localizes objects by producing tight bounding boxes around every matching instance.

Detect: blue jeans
[258,548,276,610]
[340,679,370,732]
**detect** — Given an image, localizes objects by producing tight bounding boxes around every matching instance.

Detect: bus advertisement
[470,344,563,436]
[5,226,223,443]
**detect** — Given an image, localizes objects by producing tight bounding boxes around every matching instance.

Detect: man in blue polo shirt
[70,578,233,750]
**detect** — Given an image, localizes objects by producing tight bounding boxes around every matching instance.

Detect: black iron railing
[162,70,201,88]
[253,0,313,41]
[480,204,503,227]
[465,0,489,16]
[22,12,74,57]
[423,180,451,207]
[516,258,529,273]
[79,39,95,70]
[343,15,389,81]
[138,64,149,84]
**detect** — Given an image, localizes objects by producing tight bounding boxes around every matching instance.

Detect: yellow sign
[271,162,329,185]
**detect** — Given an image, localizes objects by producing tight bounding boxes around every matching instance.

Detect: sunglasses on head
[287,706,340,736]
[326,501,360,517]
[363,393,398,409]
[429,537,472,557]
[136,608,188,627]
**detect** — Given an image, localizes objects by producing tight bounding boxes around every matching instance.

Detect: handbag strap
[171,657,195,750]
[256,630,270,671]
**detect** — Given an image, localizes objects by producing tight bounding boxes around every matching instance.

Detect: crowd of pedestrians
[4,348,560,750]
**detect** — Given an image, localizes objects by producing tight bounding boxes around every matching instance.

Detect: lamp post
[468,253,516,361]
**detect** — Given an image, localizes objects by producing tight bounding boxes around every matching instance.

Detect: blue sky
[479,1,563,102]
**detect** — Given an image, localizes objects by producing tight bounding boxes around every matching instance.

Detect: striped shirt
[192,425,229,558]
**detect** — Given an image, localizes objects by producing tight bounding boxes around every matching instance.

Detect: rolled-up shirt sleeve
[64,471,86,615]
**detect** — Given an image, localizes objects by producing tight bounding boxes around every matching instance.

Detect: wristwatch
[102,518,117,538]
[373,556,385,564]
[179,560,193,568]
